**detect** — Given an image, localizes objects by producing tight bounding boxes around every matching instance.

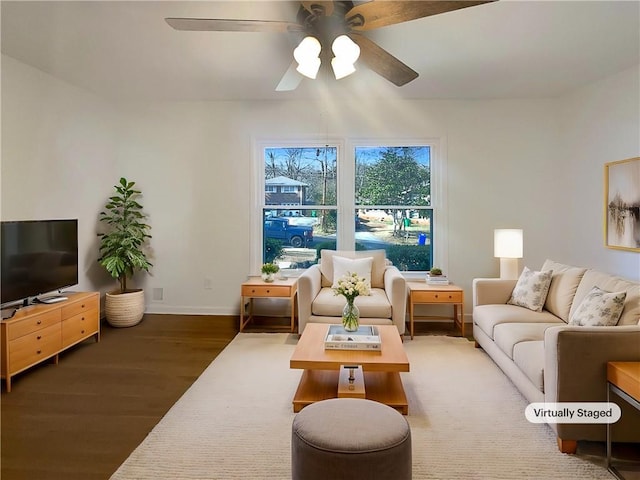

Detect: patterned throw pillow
[569,286,627,326]
[507,266,553,312]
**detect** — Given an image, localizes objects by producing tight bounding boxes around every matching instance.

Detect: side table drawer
[412,291,463,303]
[242,285,291,297]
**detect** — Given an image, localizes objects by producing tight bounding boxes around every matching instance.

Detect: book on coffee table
[324,325,381,351]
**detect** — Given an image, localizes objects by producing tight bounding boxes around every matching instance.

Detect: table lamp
[494,229,523,280]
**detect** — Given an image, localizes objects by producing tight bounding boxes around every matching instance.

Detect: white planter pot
[105,289,145,327]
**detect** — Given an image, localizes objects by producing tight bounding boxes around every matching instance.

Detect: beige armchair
[297,249,407,335]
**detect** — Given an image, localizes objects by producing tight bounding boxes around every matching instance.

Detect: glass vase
[342,300,360,332]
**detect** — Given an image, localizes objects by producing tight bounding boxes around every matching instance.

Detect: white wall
[1,54,119,294]
[113,95,563,315]
[559,66,640,280]
[2,55,638,318]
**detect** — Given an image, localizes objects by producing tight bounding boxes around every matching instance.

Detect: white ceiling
[1,1,638,102]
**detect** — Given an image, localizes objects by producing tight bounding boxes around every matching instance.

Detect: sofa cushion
[311,287,392,318]
[474,304,562,339]
[507,266,553,312]
[320,250,386,289]
[331,256,373,290]
[513,341,545,392]
[570,270,640,326]
[541,259,587,322]
[493,322,560,359]
[569,286,627,326]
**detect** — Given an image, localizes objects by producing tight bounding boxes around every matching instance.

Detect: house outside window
[256,142,438,273]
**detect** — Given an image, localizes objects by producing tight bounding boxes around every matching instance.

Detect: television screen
[1,219,79,305]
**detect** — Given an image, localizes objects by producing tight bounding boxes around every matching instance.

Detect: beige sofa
[297,249,407,335]
[473,259,640,453]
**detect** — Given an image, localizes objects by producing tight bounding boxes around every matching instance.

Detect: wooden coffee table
[289,324,410,414]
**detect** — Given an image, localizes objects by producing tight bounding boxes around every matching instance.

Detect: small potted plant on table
[261,263,279,283]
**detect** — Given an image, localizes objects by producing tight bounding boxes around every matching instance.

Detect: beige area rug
[111,333,613,479]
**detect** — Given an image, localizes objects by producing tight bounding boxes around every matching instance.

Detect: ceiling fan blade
[345,1,495,31]
[276,61,304,91]
[349,33,418,87]
[301,2,334,17]
[165,18,303,33]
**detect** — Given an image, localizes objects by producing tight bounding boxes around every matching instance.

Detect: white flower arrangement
[332,272,371,303]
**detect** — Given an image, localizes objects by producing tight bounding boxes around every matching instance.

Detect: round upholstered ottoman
[291,398,411,480]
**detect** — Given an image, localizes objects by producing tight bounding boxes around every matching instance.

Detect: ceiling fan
[166,1,495,91]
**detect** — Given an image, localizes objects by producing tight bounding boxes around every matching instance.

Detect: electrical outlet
[204,278,213,290]
[152,288,164,301]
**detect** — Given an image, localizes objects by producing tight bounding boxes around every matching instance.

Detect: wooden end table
[407,282,464,339]
[607,362,640,480]
[240,276,297,333]
[290,324,410,414]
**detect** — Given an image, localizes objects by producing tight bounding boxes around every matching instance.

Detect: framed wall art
[604,157,640,252]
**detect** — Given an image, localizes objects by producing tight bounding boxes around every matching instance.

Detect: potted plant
[261,262,279,283]
[429,267,443,276]
[98,177,152,327]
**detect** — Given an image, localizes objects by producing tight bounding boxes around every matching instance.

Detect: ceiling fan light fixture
[330,34,360,80]
[331,34,360,63]
[331,57,356,80]
[294,36,322,79]
[296,57,321,79]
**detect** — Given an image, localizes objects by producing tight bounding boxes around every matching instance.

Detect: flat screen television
[1,219,79,306]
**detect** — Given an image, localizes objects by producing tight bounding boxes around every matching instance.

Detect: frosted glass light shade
[331,57,356,79]
[494,229,523,258]
[294,36,321,79]
[331,35,360,63]
[331,34,360,80]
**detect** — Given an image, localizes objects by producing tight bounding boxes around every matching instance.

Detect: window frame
[251,137,447,276]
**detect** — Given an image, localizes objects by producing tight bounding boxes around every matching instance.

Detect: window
[354,146,432,271]
[255,141,439,273]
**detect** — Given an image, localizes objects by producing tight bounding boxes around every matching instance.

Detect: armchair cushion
[312,288,392,318]
[320,250,387,288]
[331,255,373,290]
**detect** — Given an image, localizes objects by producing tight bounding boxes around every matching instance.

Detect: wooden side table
[240,276,297,333]
[406,282,464,339]
[607,362,640,480]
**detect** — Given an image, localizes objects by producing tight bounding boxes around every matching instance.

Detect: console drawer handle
[37,320,42,325]
[37,350,42,355]
[81,330,85,334]
[37,335,42,340]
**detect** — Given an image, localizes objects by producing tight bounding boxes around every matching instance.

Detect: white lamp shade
[494,229,523,258]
